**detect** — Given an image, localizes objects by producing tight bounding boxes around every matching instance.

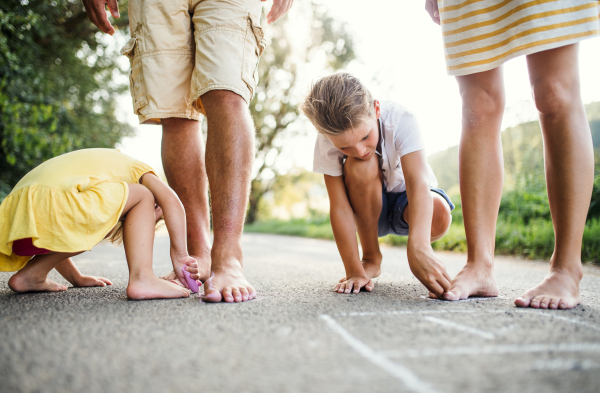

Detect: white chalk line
[382,342,600,359]
[334,309,600,334]
[422,316,495,340]
[420,295,504,302]
[320,314,442,393]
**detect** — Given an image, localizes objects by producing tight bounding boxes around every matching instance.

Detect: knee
[431,194,452,241]
[531,78,579,117]
[202,90,247,115]
[461,85,505,129]
[344,156,380,189]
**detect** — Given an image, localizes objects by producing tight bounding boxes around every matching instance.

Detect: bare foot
[515,268,582,309]
[339,255,382,284]
[442,262,498,301]
[127,275,190,300]
[8,272,68,293]
[202,259,256,303]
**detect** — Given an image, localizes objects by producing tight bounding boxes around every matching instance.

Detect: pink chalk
[182,267,201,293]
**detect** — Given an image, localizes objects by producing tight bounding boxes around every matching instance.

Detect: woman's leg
[120,184,190,300]
[444,67,505,301]
[8,251,83,292]
[343,154,384,279]
[515,44,593,309]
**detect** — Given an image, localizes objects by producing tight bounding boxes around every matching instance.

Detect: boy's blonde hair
[299,73,374,136]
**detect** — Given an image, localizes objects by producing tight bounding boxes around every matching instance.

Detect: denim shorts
[378,186,455,237]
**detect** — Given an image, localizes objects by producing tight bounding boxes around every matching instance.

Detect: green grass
[245,217,600,263]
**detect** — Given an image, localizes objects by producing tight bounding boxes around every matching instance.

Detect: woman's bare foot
[8,272,68,293]
[127,275,190,300]
[442,261,499,300]
[515,267,582,309]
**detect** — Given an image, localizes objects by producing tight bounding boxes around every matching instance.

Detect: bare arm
[140,173,197,287]
[82,0,120,35]
[401,150,451,296]
[324,175,373,293]
[424,0,441,25]
[261,0,294,24]
[55,255,113,287]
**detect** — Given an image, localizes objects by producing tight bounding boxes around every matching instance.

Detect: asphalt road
[1,233,600,393]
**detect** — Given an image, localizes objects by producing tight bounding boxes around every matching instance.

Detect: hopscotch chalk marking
[382,342,600,359]
[320,314,442,393]
[422,316,495,340]
[420,295,504,302]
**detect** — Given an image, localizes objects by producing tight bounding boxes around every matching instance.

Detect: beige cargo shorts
[121,0,266,124]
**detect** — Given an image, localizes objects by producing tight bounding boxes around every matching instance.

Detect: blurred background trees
[0,0,132,198]
[246,2,355,223]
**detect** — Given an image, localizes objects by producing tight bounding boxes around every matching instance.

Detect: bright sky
[117,0,600,175]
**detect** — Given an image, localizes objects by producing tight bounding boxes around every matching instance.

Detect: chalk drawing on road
[320,314,442,393]
[422,316,495,340]
[531,358,600,371]
[382,343,600,358]
[419,295,504,302]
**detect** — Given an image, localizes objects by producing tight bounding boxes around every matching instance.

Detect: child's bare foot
[127,275,190,300]
[442,261,498,300]
[202,258,256,303]
[515,267,582,309]
[8,272,68,293]
[339,255,382,284]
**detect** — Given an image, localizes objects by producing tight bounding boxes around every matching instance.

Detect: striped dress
[439,0,600,76]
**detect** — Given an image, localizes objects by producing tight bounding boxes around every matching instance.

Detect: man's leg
[344,154,384,279]
[201,90,256,303]
[444,68,505,301]
[515,44,592,309]
[161,118,212,282]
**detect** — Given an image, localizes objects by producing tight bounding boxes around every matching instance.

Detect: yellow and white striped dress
[439,0,600,76]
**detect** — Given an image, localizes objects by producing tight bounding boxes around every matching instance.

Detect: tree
[0,0,133,199]
[246,1,356,223]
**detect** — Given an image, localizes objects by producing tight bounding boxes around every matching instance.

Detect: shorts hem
[138,111,202,125]
[192,84,251,107]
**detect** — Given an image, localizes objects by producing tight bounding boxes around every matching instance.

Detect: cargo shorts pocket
[241,13,266,98]
[121,36,148,113]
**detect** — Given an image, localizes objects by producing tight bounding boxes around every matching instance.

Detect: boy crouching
[300,73,455,297]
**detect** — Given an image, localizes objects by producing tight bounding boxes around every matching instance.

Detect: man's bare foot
[442,262,498,301]
[515,267,582,309]
[202,258,256,303]
[8,273,68,293]
[127,275,190,300]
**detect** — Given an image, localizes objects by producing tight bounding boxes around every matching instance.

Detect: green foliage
[247,2,356,223]
[0,0,132,199]
[245,217,334,240]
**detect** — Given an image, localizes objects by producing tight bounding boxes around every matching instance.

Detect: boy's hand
[407,245,451,297]
[335,275,374,294]
[73,275,113,288]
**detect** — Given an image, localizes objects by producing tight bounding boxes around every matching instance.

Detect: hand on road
[262,0,294,24]
[73,275,113,287]
[407,245,451,297]
[425,0,441,25]
[335,275,374,294]
[82,0,120,35]
[171,255,199,290]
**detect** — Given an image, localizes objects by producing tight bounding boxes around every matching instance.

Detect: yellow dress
[0,149,155,271]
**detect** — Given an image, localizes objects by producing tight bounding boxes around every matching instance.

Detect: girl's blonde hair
[105,217,165,246]
[299,73,374,136]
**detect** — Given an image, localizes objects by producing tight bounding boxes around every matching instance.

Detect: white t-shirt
[312,100,438,193]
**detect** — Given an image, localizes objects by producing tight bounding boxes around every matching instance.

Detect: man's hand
[73,275,113,287]
[407,245,451,297]
[335,275,374,294]
[425,0,440,25]
[262,0,294,24]
[82,0,120,35]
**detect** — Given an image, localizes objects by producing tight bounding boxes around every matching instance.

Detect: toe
[530,295,544,308]
[247,286,257,300]
[539,296,548,309]
[515,291,535,307]
[231,288,242,302]
[239,287,249,301]
[549,298,559,310]
[222,287,234,303]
